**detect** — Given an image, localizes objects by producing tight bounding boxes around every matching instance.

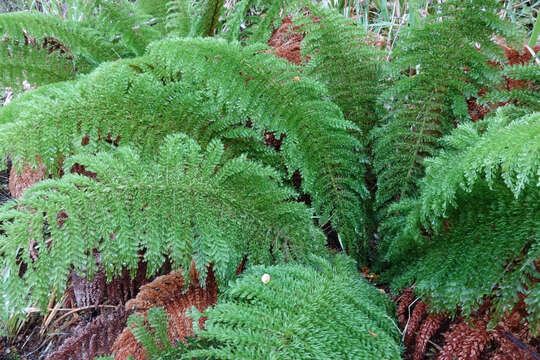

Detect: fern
[128,307,177,358]
[385,110,539,325]
[0,1,164,90]
[0,35,78,91]
[84,0,161,56]
[0,11,121,70]
[0,37,368,261]
[372,0,520,220]
[183,256,402,359]
[191,0,224,37]
[136,0,171,35]
[297,6,386,136]
[221,0,285,43]
[0,133,324,313]
[165,0,193,37]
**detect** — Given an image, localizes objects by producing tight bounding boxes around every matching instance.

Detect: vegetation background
[0,0,538,359]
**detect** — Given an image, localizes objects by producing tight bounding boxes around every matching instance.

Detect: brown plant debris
[267,17,305,65]
[405,301,427,346]
[413,314,445,360]
[8,157,47,198]
[437,320,489,360]
[45,307,128,360]
[486,297,539,360]
[112,268,218,360]
[397,286,415,327]
[66,261,155,308]
[395,288,539,360]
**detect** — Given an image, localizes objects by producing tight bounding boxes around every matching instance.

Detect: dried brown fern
[8,157,46,198]
[405,300,427,346]
[397,287,415,327]
[46,307,128,360]
[413,314,445,360]
[487,297,539,360]
[66,261,156,308]
[437,320,489,360]
[112,267,218,360]
[267,16,305,65]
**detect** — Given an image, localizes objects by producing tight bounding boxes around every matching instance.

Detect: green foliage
[0,1,161,90]
[164,0,193,37]
[120,306,212,360]
[297,6,387,137]
[136,0,171,35]
[224,1,386,254]
[183,256,402,359]
[191,0,224,37]
[372,0,520,219]
[128,307,177,358]
[294,5,388,249]
[84,0,161,56]
[0,37,368,261]
[163,0,225,38]
[385,110,539,325]
[0,11,110,87]
[0,133,324,313]
[0,0,537,352]
[221,0,285,43]
[0,34,77,91]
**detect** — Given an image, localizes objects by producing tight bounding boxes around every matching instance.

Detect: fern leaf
[184,256,402,359]
[191,0,224,37]
[0,134,324,313]
[0,37,368,261]
[0,37,77,90]
[0,11,122,68]
[372,0,520,221]
[386,110,540,324]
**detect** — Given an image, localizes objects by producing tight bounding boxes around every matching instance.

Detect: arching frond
[385,110,540,325]
[0,37,368,261]
[0,134,324,313]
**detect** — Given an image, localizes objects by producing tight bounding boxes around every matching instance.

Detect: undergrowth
[0,0,538,359]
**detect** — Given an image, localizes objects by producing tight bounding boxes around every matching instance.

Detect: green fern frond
[85,0,161,56]
[0,133,324,313]
[297,6,386,136]
[128,307,174,357]
[0,11,122,68]
[164,0,193,37]
[0,37,77,90]
[136,0,170,35]
[0,37,368,261]
[385,110,539,324]
[184,256,402,359]
[191,0,224,37]
[144,38,369,259]
[372,0,520,221]
[221,0,285,43]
